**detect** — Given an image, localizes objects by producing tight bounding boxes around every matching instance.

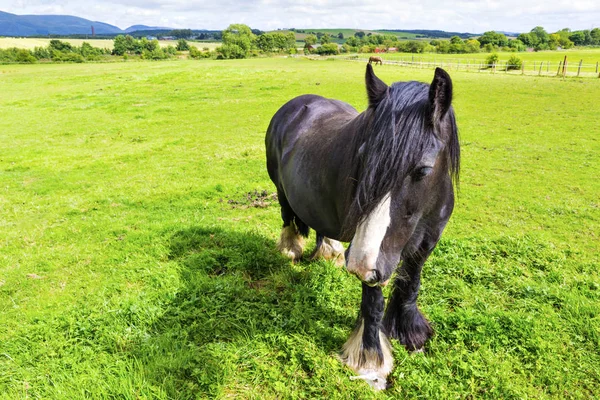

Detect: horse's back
[266,94,357,167]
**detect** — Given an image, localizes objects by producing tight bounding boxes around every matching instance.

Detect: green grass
[0,38,221,51]
[361,49,600,76]
[0,58,599,398]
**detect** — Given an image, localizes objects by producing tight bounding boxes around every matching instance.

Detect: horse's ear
[365,63,388,108]
[429,67,453,122]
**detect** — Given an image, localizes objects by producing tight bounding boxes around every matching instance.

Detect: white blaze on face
[347,193,392,280]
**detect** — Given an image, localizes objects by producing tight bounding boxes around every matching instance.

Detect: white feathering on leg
[277,224,304,261]
[311,237,345,266]
[340,321,394,391]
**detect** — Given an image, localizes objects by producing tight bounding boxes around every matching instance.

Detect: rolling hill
[0,10,124,36]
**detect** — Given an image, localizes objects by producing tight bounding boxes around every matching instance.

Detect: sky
[1,0,599,33]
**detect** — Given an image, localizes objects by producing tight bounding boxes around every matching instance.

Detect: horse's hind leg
[310,233,345,266]
[276,190,306,261]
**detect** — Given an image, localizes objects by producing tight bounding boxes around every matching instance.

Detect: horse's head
[345,65,459,286]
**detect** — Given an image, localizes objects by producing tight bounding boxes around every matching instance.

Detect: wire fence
[307,55,600,78]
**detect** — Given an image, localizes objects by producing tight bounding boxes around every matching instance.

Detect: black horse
[265,65,459,389]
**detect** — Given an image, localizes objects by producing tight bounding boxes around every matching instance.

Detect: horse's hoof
[349,372,388,391]
[277,225,304,261]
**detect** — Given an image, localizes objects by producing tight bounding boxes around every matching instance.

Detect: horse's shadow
[135,226,358,397]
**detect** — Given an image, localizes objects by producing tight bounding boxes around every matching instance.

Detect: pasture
[0,37,221,51]
[0,58,598,398]
[353,49,600,77]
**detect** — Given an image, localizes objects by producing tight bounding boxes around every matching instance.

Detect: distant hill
[125,25,172,33]
[377,29,475,39]
[0,10,123,36]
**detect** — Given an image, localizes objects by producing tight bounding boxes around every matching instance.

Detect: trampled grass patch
[0,58,598,398]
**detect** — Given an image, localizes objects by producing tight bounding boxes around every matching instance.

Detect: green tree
[464,39,481,53]
[286,32,296,51]
[530,26,549,49]
[548,33,560,50]
[176,39,190,51]
[517,33,534,47]
[256,33,275,52]
[220,24,255,59]
[304,34,317,46]
[590,28,600,45]
[112,35,127,55]
[337,32,344,39]
[354,31,365,39]
[569,31,586,45]
[508,39,526,51]
[169,29,194,39]
[478,31,508,47]
[320,34,331,44]
[345,36,359,47]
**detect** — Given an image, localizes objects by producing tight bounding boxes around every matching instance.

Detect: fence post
[556,61,562,76]
[596,62,599,73]
[562,56,568,77]
[577,59,583,77]
[547,62,549,73]
[505,61,508,73]
[539,61,543,76]
[522,62,525,75]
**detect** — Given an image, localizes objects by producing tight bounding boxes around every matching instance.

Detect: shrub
[189,46,202,59]
[216,44,246,59]
[507,55,523,70]
[0,48,37,63]
[485,52,499,68]
[176,39,190,51]
[33,46,51,59]
[315,43,339,55]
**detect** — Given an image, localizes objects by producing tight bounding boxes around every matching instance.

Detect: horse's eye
[413,166,433,181]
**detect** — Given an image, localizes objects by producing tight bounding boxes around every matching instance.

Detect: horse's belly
[281,162,343,239]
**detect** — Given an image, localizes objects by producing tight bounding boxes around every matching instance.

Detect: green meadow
[355,49,600,77]
[0,58,598,398]
[0,38,222,51]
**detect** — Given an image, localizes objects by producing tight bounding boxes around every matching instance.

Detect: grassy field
[341,49,600,77]
[0,38,221,51]
[0,58,599,398]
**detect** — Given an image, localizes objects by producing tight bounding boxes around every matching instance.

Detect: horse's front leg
[382,238,437,351]
[340,283,393,390]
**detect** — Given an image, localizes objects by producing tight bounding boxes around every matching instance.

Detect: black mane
[344,80,460,235]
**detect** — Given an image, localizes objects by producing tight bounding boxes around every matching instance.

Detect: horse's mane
[343,80,460,236]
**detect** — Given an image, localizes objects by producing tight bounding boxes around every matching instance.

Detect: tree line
[337,26,600,54]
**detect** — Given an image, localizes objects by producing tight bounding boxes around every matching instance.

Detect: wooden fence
[331,55,600,78]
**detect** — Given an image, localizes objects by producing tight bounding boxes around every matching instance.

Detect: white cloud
[2,0,599,32]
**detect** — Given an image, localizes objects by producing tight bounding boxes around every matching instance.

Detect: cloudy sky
[2,0,599,33]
